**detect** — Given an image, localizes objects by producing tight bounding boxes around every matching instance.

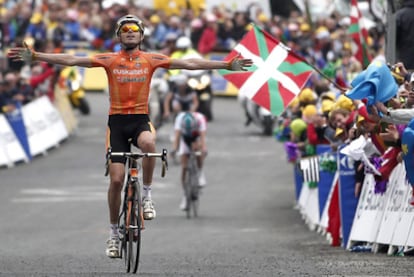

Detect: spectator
[231,12,249,42]
[29,62,58,102]
[189,18,204,49]
[0,72,15,114]
[159,32,178,56]
[197,13,219,55]
[25,12,47,50]
[148,14,169,49]
[166,15,184,39]
[217,17,236,52]
[0,71,32,112]
[64,9,81,41]
[306,109,330,146]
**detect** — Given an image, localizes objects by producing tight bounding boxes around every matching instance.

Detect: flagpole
[250,24,350,93]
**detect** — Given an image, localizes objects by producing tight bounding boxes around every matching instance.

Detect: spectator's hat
[298,88,316,104]
[320,91,336,101]
[288,97,300,108]
[67,9,79,21]
[288,22,299,32]
[257,13,269,23]
[300,23,311,32]
[150,14,161,24]
[190,18,203,29]
[334,94,354,111]
[290,118,307,138]
[30,13,43,24]
[206,13,217,23]
[321,99,335,114]
[302,104,317,118]
[315,26,330,40]
[335,128,344,137]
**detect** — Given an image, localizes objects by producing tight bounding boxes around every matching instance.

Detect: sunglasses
[120,24,141,33]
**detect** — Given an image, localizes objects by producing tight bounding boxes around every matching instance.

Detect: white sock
[143,184,152,199]
[110,224,119,239]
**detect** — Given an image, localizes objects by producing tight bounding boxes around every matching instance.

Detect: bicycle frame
[105,148,168,273]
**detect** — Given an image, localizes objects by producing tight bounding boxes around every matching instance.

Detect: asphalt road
[0,93,412,277]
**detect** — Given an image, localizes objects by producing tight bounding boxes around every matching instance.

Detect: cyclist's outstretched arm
[169,54,252,71]
[8,42,92,67]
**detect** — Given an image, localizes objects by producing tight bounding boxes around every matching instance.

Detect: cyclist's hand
[227,53,253,71]
[8,41,36,63]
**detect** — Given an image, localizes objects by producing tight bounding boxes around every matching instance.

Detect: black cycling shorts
[182,134,199,148]
[107,114,154,163]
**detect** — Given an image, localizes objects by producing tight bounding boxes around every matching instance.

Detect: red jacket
[197,27,217,54]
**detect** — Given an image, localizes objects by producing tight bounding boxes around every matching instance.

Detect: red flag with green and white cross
[348,0,372,68]
[219,25,313,116]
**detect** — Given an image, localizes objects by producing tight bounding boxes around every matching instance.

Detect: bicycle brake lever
[162,148,169,170]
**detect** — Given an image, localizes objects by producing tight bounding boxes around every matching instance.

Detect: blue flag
[346,61,398,106]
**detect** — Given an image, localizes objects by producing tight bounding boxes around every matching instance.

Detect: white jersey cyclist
[173,111,208,210]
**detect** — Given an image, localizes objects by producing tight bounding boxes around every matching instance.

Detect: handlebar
[105,148,168,177]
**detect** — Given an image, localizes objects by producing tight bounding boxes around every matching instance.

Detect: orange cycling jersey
[91,50,171,115]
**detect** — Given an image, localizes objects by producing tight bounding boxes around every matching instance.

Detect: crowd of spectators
[0,0,387,116]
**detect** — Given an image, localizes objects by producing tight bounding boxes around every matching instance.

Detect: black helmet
[115,14,145,37]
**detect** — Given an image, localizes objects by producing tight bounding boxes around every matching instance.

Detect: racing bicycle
[105,147,168,273]
[183,150,202,219]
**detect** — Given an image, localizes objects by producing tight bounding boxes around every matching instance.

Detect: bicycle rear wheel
[125,184,142,273]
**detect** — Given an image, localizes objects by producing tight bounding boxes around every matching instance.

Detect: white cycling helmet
[115,14,145,37]
[175,36,192,49]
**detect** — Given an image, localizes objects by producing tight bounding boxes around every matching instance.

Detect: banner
[294,163,303,201]
[337,145,359,248]
[375,164,410,247]
[21,96,67,157]
[4,102,31,161]
[346,173,389,248]
[316,145,335,219]
[389,166,414,248]
[0,114,28,166]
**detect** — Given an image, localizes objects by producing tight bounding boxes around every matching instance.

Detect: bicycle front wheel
[184,167,200,219]
[184,168,192,219]
[190,168,200,218]
[126,184,142,273]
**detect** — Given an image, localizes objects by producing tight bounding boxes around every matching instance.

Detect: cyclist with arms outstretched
[8,14,252,258]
